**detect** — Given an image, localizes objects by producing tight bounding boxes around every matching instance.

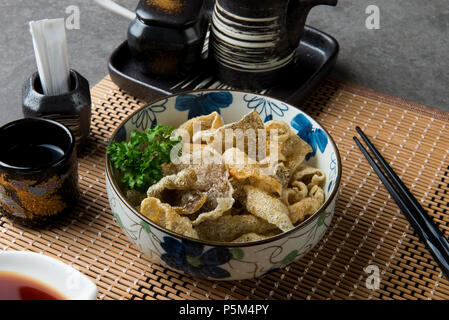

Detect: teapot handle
[306,0,338,6]
[286,0,337,50]
[94,0,136,20]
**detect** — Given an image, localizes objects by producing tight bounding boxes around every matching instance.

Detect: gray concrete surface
[0,0,447,126]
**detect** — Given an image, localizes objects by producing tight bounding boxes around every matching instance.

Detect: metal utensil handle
[94,0,136,20]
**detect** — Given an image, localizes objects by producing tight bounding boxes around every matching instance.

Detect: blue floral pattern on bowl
[327,152,338,192]
[291,113,328,160]
[175,92,233,119]
[243,94,289,122]
[161,237,232,279]
[131,98,168,130]
[114,126,127,143]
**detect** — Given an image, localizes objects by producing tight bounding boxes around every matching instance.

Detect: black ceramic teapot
[127,0,208,77]
[209,0,338,89]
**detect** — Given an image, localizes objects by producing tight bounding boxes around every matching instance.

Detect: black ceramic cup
[22,69,91,153]
[0,118,79,226]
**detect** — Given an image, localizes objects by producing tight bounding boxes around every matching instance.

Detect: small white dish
[0,251,97,300]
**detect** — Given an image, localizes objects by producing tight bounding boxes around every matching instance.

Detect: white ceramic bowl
[0,251,97,300]
[105,90,341,280]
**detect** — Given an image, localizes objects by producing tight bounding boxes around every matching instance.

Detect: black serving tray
[108,25,339,106]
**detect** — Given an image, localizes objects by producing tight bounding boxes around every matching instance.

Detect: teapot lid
[136,0,205,28]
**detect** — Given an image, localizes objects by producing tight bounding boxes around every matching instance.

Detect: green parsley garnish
[107,125,180,193]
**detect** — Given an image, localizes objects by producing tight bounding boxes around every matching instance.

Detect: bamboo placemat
[1,75,448,300]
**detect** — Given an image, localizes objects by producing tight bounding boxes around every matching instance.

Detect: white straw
[29,18,70,96]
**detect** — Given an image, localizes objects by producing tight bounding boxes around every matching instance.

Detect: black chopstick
[354,127,449,280]
[356,127,449,250]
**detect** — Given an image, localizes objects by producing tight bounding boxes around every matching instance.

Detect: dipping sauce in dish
[0,271,66,300]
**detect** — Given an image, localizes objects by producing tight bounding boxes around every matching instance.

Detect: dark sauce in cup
[0,271,66,300]
[3,144,65,169]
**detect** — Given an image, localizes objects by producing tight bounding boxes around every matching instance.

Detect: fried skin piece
[141,197,198,238]
[290,165,326,190]
[232,230,281,243]
[195,214,278,242]
[244,185,294,232]
[288,185,325,224]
